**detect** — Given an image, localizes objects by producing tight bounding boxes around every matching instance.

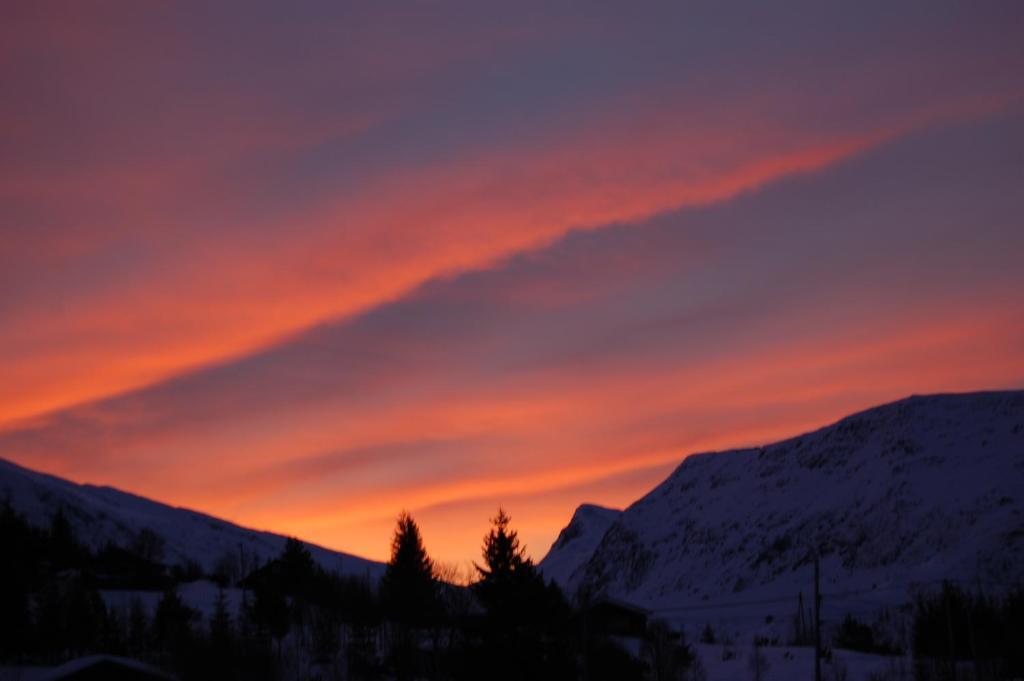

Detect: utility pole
[582,606,590,681]
[797,591,807,643]
[966,594,979,681]
[814,556,822,681]
[971,577,984,681]
[944,587,956,680]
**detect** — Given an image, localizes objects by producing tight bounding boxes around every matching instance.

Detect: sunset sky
[2,3,1023,567]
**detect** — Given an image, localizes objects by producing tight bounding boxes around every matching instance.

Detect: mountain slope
[0,457,384,578]
[538,503,620,585]
[541,391,1024,618]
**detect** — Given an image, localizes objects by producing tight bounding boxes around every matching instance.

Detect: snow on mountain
[538,503,620,586]
[541,391,1024,628]
[0,457,384,579]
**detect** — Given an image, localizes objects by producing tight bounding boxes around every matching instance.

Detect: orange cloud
[0,103,975,427]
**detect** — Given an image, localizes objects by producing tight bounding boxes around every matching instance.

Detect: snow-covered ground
[0,457,384,579]
[101,579,246,624]
[693,643,911,681]
[542,391,1024,640]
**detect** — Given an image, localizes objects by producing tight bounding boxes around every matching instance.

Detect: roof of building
[40,655,176,681]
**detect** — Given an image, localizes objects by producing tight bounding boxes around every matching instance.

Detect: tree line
[4,500,1019,681]
[0,502,699,680]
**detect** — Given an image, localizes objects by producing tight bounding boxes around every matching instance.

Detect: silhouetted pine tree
[204,588,236,679]
[280,537,316,583]
[34,574,109,660]
[131,527,166,564]
[471,508,575,681]
[252,584,289,645]
[154,587,196,656]
[127,596,150,655]
[380,512,436,681]
[912,583,1024,681]
[211,588,233,648]
[381,511,436,624]
[49,506,79,569]
[474,508,537,618]
[238,589,276,679]
[0,501,33,658]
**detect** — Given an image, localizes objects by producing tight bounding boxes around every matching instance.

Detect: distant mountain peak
[572,503,620,521]
[539,502,620,585]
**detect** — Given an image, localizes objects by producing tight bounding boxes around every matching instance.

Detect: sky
[2,2,1023,567]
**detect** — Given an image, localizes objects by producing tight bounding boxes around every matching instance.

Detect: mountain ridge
[538,503,620,586]
[539,390,1024,630]
[0,456,384,579]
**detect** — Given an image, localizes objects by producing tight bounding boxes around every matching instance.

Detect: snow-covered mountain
[0,457,384,579]
[540,391,1024,627]
[539,503,620,586]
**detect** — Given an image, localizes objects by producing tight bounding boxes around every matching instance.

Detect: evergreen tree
[478,508,527,575]
[207,588,236,679]
[49,506,79,569]
[210,588,233,648]
[280,537,316,582]
[380,511,436,624]
[471,508,574,681]
[131,527,166,564]
[474,508,536,617]
[252,584,289,644]
[0,501,33,658]
[34,574,109,659]
[154,588,196,653]
[127,596,150,655]
[380,512,436,681]
[66,576,109,653]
